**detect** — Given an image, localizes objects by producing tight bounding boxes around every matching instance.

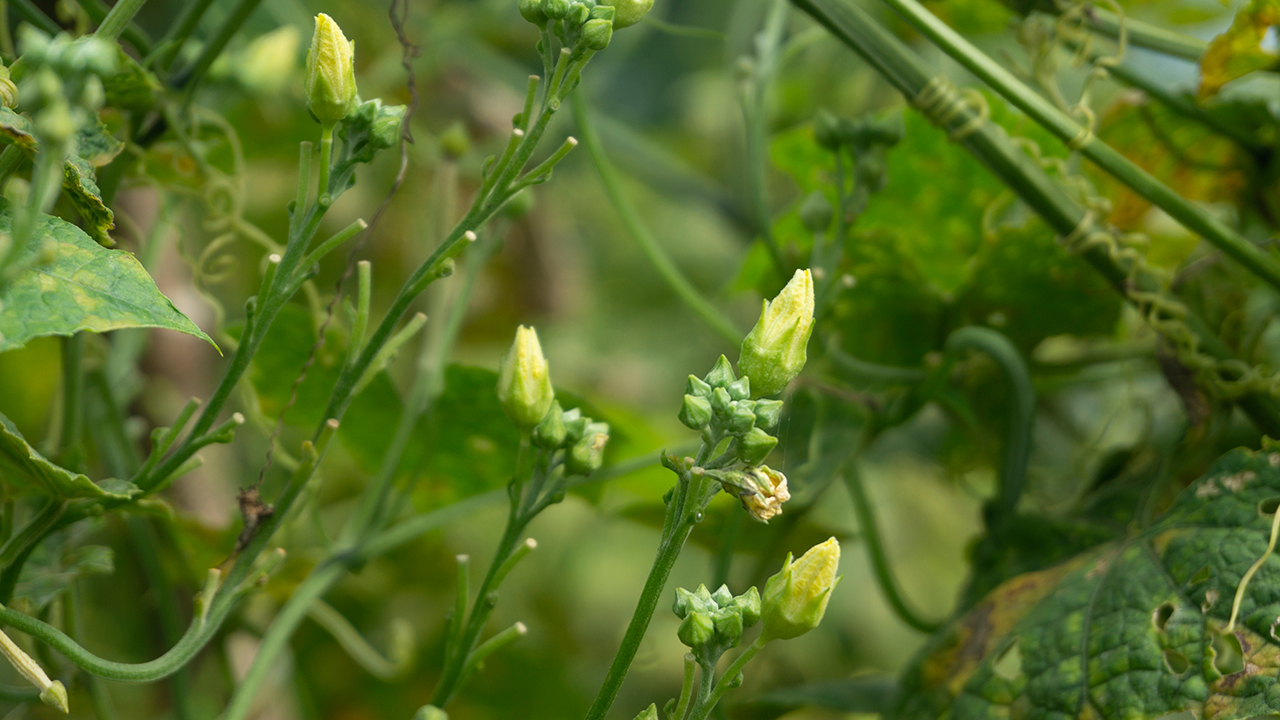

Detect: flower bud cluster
[520,0,623,50]
[813,110,903,195]
[681,356,784,465]
[672,583,761,653]
[15,29,117,146]
[535,403,610,476]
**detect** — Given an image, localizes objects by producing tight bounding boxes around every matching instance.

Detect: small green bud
[542,0,570,19]
[704,355,736,388]
[761,537,840,640]
[502,189,536,219]
[496,326,556,430]
[738,427,778,465]
[739,269,815,397]
[677,611,714,648]
[414,706,449,720]
[601,0,653,28]
[734,586,762,627]
[304,14,357,127]
[562,408,588,444]
[726,376,751,401]
[674,586,716,618]
[0,65,18,109]
[712,608,744,647]
[533,402,567,449]
[40,681,68,713]
[519,0,549,24]
[582,18,613,49]
[679,394,712,430]
[711,584,734,608]
[439,121,470,160]
[710,387,732,415]
[752,399,784,430]
[589,5,615,21]
[566,422,609,475]
[567,2,590,27]
[814,109,842,150]
[798,190,833,233]
[632,704,659,720]
[686,374,712,398]
[727,403,756,435]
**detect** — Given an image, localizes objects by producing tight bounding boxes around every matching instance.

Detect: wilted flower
[761,537,840,640]
[496,326,555,430]
[739,269,815,397]
[304,14,357,127]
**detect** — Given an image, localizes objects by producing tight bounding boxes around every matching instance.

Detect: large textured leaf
[897,447,1280,720]
[1199,0,1280,99]
[0,413,137,499]
[0,199,212,353]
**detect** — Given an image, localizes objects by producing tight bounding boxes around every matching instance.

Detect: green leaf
[0,106,35,150]
[103,49,161,112]
[0,413,138,499]
[63,153,114,245]
[1199,0,1280,99]
[14,544,114,612]
[0,199,214,353]
[897,447,1280,720]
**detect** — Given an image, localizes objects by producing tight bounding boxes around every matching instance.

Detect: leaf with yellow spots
[0,199,213,353]
[1199,0,1280,99]
[896,447,1280,720]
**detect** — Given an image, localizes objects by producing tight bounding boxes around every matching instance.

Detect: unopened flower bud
[533,401,566,449]
[566,422,609,475]
[814,109,842,150]
[686,374,712,398]
[761,537,840,640]
[738,427,777,465]
[582,18,613,49]
[496,326,555,430]
[674,585,715,618]
[727,403,756,435]
[542,0,569,19]
[439,121,470,160]
[798,190,833,233]
[304,14,357,127]
[632,704,658,720]
[602,0,653,28]
[710,387,732,415]
[677,611,714,648]
[733,586,761,627]
[0,65,18,109]
[519,0,548,24]
[750,399,783,430]
[414,706,448,720]
[704,355,736,388]
[567,2,590,27]
[726,376,751,401]
[712,608,744,647]
[739,269,814,397]
[711,584,734,608]
[562,408,587,443]
[679,394,712,430]
[589,5,615,21]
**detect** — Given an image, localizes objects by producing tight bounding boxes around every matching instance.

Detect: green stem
[572,94,742,347]
[8,0,59,35]
[826,343,928,385]
[150,0,217,69]
[222,562,346,720]
[843,463,941,632]
[1073,7,1205,61]
[877,0,1280,293]
[317,126,335,202]
[92,0,148,43]
[174,0,263,96]
[673,653,697,720]
[0,146,22,189]
[789,0,1280,437]
[686,636,768,720]
[742,0,790,278]
[307,600,408,680]
[126,518,193,720]
[583,521,696,720]
[942,327,1034,518]
[59,333,85,469]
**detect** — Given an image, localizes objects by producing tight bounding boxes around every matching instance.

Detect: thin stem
[1072,7,1205,61]
[174,0,264,95]
[458,622,526,682]
[0,146,22,189]
[93,0,148,42]
[876,0,1280,294]
[59,333,85,469]
[583,522,696,720]
[150,0,217,69]
[942,327,1034,518]
[8,0,59,35]
[686,636,768,720]
[317,126,335,202]
[572,94,742,346]
[673,653,697,720]
[221,562,346,720]
[307,600,408,680]
[843,464,940,632]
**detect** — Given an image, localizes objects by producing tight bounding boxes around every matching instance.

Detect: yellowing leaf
[1199,0,1280,99]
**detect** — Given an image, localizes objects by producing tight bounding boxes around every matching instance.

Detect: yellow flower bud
[496,326,556,430]
[0,64,17,109]
[760,537,839,640]
[304,13,357,127]
[739,269,815,397]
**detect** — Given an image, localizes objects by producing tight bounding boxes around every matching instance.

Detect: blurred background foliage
[0,0,1277,717]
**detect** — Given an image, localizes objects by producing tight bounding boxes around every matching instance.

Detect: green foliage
[0,199,211,353]
[898,448,1280,720]
[0,413,136,499]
